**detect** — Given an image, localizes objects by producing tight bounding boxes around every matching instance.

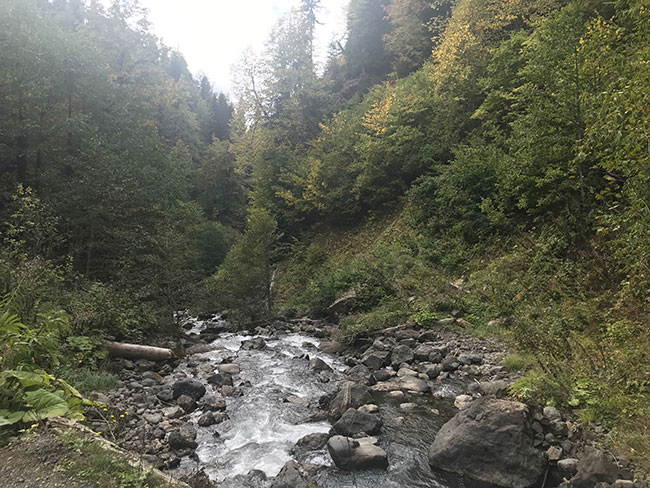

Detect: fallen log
[102,340,175,361]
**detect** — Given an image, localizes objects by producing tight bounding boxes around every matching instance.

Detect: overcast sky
[132,0,349,94]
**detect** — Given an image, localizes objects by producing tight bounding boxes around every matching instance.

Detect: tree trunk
[102,341,175,361]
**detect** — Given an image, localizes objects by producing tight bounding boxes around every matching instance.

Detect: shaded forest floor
[0,420,185,488]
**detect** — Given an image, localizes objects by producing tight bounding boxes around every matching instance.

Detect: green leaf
[0,370,50,389]
[0,409,25,426]
[22,389,70,421]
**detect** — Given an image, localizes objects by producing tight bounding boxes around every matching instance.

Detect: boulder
[441,355,461,372]
[202,393,227,411]
[570,448,620,488]
[391,344,414,367]
[309,357,332,372]
[362,350,390,370]
[271,460,314,488]
[168,425,198,450]
[328,382,373,421]
[332,408,382,436]
[172,378,206,400]
[345,364,375,385]
[292,433,329,452]
[428,397,546,488]
[327,435,388,470]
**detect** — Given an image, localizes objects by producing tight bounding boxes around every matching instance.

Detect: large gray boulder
[271,460,315,488]
[428,397,546,488]
[328,382,373,421]
[332,408,382,436]
[327,435,388,470]
[171,378,206,400]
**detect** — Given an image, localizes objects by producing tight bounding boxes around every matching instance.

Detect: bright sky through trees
[133,0,348,93]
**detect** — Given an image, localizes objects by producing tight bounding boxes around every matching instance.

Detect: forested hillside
[1,0,649,473]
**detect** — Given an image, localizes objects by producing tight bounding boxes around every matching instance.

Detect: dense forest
[1,0,648,472]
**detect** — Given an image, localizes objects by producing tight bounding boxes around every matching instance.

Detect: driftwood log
[102,340,175,361]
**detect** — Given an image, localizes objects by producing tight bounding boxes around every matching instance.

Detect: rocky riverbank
[86,315,648,488]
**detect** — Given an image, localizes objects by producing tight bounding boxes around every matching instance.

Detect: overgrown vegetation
[1,0,648,471]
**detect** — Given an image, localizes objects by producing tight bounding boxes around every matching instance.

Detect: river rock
[441,355,461,372]
[345,364,375,385]
[207,372,233,387]
[373,368,392,381]
[198,411,217,427]
[569,447,621,488]
[172,378,206,400]
[271,460,314,488]
[332,408,382,436]
[309,357,332,372]
[396,376,430,393]
[168,429,198,450]
[219,363,241,375]
[177,394,197,413]
[362,350,390,370]
[391,344,414,367]
[428,397,546,488]
[241,337,266,350]
[453,394,473,409]
[202,393,227,411]
[479,379,511,397]
[162,406,184,419]
[327,435,388,470]
[328,382,373,421]
[143,412,162,424]
[293,432,329,452]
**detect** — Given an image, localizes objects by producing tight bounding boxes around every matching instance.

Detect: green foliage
[0,370,91,426]
[204,208,279,318]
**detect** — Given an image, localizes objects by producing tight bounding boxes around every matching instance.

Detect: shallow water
[178,319,460,487]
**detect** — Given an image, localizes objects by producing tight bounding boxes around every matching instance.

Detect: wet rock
[391,344,414,367]
[271,460,313,488]
[177,394,196,413]
[218,363,240,375]
[428,397,546,488]
[241,337,266,350]
[292,432,329,453]
[418,363,441,380]
[570,447,621,488]
[207,372,233,387]
[172,378,206,400]
[327,435,388,471]
[309,357,332,372]
[328,382,373,421]
[198,411,217,427]
[168,428,198,450]
[332,408,382,436]
[220,470,268,488]
[318,341,343,354]
[202,393,227,411]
